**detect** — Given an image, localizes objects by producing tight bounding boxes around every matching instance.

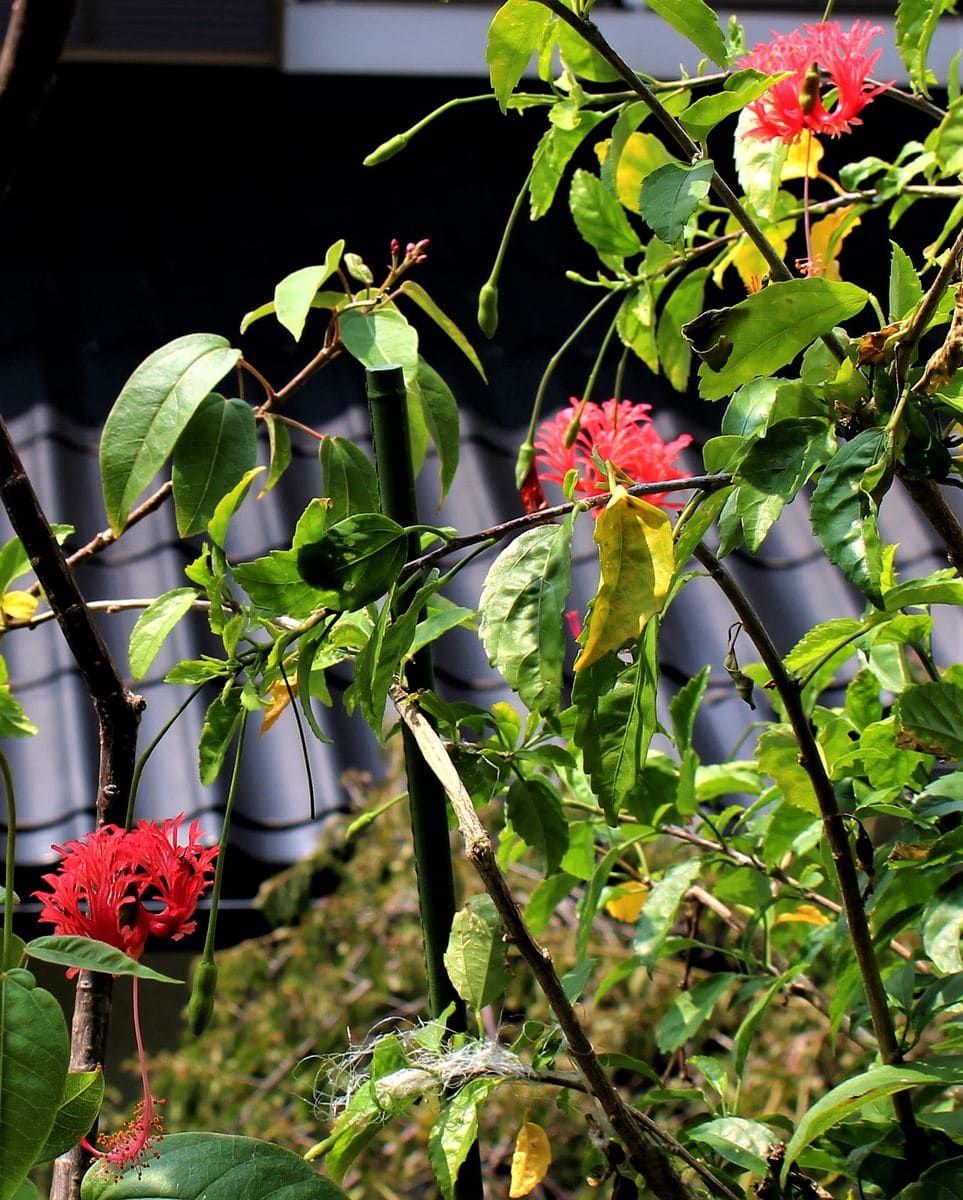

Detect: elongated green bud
[477,280,499,339]
[187,958,218,1037]
[515,440,535,490]
[363,133,410,167]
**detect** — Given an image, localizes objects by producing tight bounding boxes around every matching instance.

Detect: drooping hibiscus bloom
[35,816,218,1175]
[534,398,691,509]
[739,21,891,143]
[35,815,218,962]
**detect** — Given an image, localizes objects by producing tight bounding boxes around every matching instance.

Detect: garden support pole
[366,365,484,1200]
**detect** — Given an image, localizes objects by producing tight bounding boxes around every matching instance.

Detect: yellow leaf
[1,590,38,623]
[595,132,673,210]
[713,220,793,290]
[574,486,674,671]
[773,903,831,927]
[260,678,298,735]
[781,130,823,180]
[807,205,862,281]
[604,881,650,922]
[510,1121,552,1198]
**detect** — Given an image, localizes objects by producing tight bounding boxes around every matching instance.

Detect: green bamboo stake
[366,365,484,1199]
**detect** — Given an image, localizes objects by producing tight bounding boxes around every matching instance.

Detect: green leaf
[737,418,836,500]
[889,241,923,322]
[717,485,783,556]
[506,778,569,874]
[809,428,887,607]
[634,860,700,966]
[885,571,963,611]
[733,965,807,1075]
[128,588,198,681]
[428,1079,499,1200]
[529,109,605,221]
[525,873,578,936]
[100,333,241,534]
[80,1132,349,1199]
[0,972,69,1200]
[198,687,244,786]
[640,160,714,244]
[784,618,864,675]
[443,895,512,1011]
[207,466,264,548]
[232,549,330,619]
[259,413,292,497]
[679,69,787,140]
[895,0,954,96]
[319,437,380,530]
[656,973,734,1053]
[486,0,552,112]
[687,1116,774,1176]
[26,938,183,983]
[171,395,257,537]
[573,622,660,823]
[656,267,708,391]
[0,684,38,739]
[893,1156,963,1200]
[569,169,643,259]
[274,241,345,341]
[642,0,727,65]
[684,280,869,402]
[339,307,419,383]
[922,877,963,974]
[757,725,818,812]
[0,969,68,1200]
[352,577,439,737]
[297,514,407,611]
[897,680,963,759]
[479,519,574,716]
[670,666,709,753]
[415,359,460,504]
[0,526,72,595]
[555,20,621,82]
[782,1063,963,1182]
[398,281,486,381]
[35,1070,105,1163]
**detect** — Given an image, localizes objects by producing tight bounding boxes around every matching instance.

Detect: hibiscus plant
[3,1,963,1199]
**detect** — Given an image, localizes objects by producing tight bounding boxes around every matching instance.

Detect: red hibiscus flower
[35,815,218,965]
[35,816,218,1175]
[534,398,691,509]
[739,21,891,143]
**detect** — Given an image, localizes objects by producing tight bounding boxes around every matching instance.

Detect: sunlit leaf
[443,894,512,1011]
[128,587,198,680]
[80,1132,349,1199]
[100,333,241,534]
[510,1121,552,1198]
[274,240,345,341]
[576,487,673,670]
[487,0,552,111]
[685,279,869,401]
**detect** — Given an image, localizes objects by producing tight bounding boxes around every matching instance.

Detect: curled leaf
[575,487,674,671]
[510,1121,552,1198]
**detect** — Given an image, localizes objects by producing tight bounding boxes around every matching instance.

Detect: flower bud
[187,958,218,1037]
[477,280,499,339]
[363,133,410,167]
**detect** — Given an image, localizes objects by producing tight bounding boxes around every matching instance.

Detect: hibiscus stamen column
[365,364,484,1200]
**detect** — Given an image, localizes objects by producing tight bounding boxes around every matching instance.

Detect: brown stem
[691,543,923,1157]
[0,417,144,1200]
[25,481,174,597]
[0,0,76,202]
[390,683,739,1200]
[404,472,732,576]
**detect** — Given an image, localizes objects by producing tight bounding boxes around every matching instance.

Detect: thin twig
[391,683,738,1200]
[691,543,924,1156]
[404,473,732,577]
